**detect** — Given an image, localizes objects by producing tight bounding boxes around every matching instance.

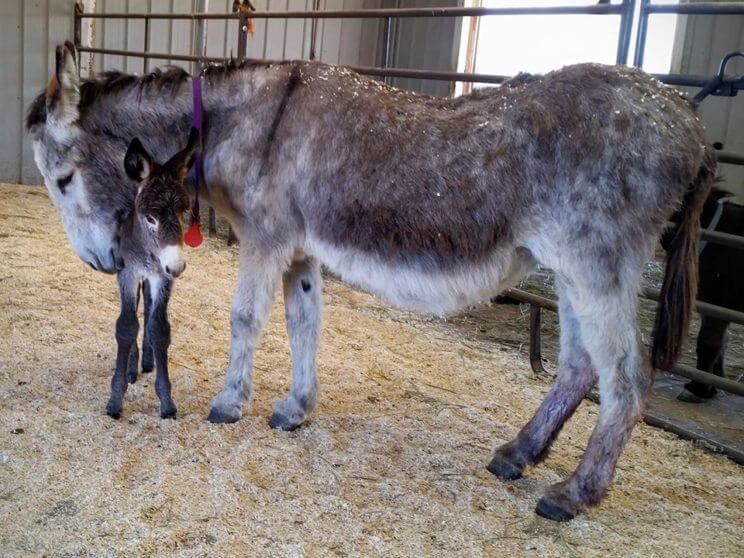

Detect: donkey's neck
[80,62,297,217]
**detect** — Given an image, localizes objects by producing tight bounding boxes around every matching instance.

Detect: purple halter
[184,74,205,248]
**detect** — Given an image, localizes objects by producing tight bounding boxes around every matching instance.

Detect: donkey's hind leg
[536,277,652,521]
[269,257,322,431]
[488,278,597,481]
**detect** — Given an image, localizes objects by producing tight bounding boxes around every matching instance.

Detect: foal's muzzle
[158,245,185,279]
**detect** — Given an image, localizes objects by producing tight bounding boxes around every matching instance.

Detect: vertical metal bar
[380,16,392,74]
[616,0,636,65]
[73,2,82,48]
[633,0,650,67]
[144,16,151,72]
[381,16,395,85]
[237,13,248,59]
[529,304,546,376]
[309,0,320,61]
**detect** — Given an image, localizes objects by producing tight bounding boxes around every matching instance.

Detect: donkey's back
[293,63,707,312]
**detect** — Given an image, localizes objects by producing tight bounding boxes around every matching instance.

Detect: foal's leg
[125,283,141,384]
[269,257,323,431]
[141,279,154,373]
[208,248,284,423]
[145,275,177,419]
[106,271,139,419]
[678,316,729,402]
[488,279,598,480]
[536,282,652,521]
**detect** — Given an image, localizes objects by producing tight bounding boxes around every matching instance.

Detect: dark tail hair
[651,149,717,370]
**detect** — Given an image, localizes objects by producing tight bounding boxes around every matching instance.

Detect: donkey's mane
[26,57,294,132]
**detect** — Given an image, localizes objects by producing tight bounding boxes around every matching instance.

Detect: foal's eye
[145,215,158,229]
[56,173,73,193]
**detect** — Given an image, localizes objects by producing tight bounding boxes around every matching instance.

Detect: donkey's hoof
[141,365,153,374]
[268,412,302,431]
[535,496,577,522]
[487,455,523,481]
[105,403,122,420]
[127,371,138,384]
[160,406,178,420]
[208,406,240,424]
[676,389,710,403]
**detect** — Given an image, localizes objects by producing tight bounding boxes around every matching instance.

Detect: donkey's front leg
[208,248,284,423]
[107,271,139,419]
[269,257,322,431]
[146,275,177,419]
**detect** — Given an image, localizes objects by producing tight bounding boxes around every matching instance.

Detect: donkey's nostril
[165,266,171,274]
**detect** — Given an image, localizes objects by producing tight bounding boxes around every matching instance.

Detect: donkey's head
[26,42,129,273]
[124,129,199,279]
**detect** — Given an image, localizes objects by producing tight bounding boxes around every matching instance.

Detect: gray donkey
[104,130,198,419]
[27,42,714,521]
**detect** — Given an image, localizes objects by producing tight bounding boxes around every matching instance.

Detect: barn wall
[0,0,75,184]
[382,0,463,97]
[671,7,744,201]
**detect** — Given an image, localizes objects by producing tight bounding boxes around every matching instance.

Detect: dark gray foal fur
[27,42,715,520]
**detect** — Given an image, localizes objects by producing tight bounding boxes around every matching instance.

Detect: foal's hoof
[141,364,153,374]
[208,406,240,424]
[160,406,178,420]
[535,495,577,522]
[486,455,523,481]
[268,412,302,431]
[105,403,122,420]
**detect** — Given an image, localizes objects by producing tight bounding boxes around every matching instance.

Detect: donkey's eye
[56,173,73,194]
[145,215,158,229]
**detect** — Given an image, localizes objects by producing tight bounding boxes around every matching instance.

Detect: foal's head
[124,128,199,279]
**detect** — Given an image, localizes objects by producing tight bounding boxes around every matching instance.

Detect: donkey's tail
[651,148,717,370]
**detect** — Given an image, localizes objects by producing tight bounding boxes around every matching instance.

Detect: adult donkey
[28,42,714,521]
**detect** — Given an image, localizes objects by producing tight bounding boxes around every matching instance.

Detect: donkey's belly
[307,237,534,315]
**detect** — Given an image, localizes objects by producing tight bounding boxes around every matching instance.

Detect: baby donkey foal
[106,129,198,419]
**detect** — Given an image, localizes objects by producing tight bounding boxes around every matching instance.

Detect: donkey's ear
[46,42,80,131]
[165,127,200,177]
[124,138,152,182]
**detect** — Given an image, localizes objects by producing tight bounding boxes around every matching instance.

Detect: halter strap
[184,74,205,248]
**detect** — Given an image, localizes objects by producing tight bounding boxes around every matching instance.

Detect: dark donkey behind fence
[663,187,744,403]
[27,42,715,521]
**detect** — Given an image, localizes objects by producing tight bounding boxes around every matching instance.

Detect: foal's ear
[46,42,80,132]
[124,138,152,182]
[165,127,200,179]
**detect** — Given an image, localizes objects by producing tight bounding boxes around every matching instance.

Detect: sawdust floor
[1,184,742,557]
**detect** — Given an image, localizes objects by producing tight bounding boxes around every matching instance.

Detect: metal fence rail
[635,1,744,66]
[78,1,637,67]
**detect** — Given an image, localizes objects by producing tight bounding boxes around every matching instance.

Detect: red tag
[184,221,203,248]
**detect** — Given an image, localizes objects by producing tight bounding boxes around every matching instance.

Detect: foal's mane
[26,57,292,131]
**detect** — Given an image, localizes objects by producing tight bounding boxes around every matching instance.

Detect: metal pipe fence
[74,2,744,400]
